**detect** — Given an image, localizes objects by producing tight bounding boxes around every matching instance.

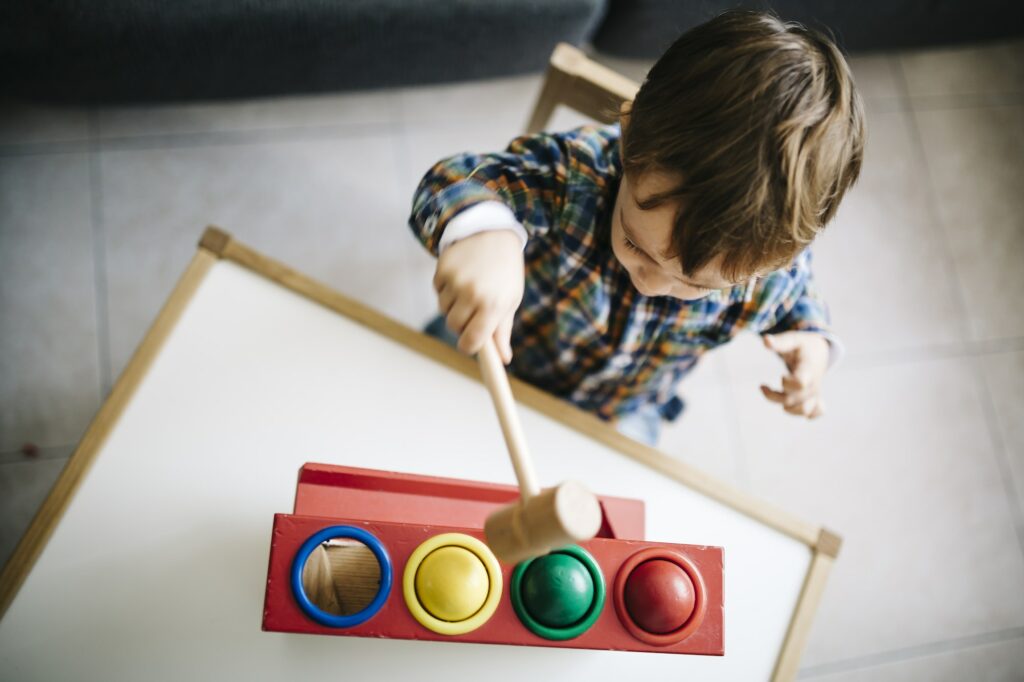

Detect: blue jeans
[615,403,663,446]
[423,316,676,447]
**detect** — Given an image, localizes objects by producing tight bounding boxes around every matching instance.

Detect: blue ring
[290,525,392,628]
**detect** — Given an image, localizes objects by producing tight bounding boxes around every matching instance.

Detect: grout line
[0,140,91,158]
[798,628,1024,679]
[94,121,398,153]
[87,109,113,396]
[860,96,908,115]
[909,91,1024,113]
[840,336,1024,370]
[972,357,1024,563]
[0,444,75,465]
[0,114,549,160]
[892,60,975,341]
[0,120,398,158]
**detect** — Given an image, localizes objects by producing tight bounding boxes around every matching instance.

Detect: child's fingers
[764,384,825,419]
[436,284,455,316]
[781,375,816,407]
[760,384,787,404]
[784,396,825,419]
[445,299,475,337]
[783,400,811,417]
[458,309,501,356]
[809,399,825,419]
[493,316,513,365]
[791,360,818,391]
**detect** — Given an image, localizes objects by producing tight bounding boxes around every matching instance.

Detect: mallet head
[484,480,603,565]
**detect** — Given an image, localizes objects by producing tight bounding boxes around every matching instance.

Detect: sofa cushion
[593,0,1024,58]
[1,0,607,103]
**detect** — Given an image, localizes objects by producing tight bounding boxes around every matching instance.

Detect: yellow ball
[415,546,490,622]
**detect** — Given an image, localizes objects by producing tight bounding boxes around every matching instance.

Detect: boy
[409,10,865,445]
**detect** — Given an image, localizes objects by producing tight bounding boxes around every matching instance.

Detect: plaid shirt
[409,125,835,422]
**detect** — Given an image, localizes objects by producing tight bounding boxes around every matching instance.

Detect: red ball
[623,559,695,634]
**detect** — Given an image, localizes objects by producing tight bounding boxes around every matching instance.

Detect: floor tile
[0,456,69,570]
[914,104,1024,341]
[0,101,91,147]
[0,443,75,466]
[847,55,902,101]
[657,351,743,485]
[397,245,441,332]
[808,108,969,357]
[401,124,532,204]
[396,74,544,133]
[980,350,1024,514]
[97,89,401,139]
[848,55,905,117]
[803,634,1024,681]
[0,154,101,452]
[100,133,415,378]
[545,105,604,133]
[731,355,1024,665]
[900,39,1024,99]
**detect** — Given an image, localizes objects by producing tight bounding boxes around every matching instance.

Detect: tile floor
[2,38,1023,680]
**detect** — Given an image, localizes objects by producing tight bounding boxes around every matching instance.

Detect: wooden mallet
[477,338,603,565]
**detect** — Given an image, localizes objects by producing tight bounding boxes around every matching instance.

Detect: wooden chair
[525,43,641,134]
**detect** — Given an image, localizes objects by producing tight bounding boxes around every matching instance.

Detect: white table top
[0,256,812,681]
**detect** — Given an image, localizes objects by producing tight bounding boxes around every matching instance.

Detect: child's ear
[619,100,633,128]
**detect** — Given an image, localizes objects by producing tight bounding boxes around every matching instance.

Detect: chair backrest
[525,43,640,134]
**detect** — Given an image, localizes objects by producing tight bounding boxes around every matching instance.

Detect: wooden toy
[262,462,724,655]
[476,339,603,564]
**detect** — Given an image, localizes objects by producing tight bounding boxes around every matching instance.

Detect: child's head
[610,10,865,300]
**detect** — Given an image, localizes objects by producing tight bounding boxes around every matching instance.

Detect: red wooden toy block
[262,463,724,655]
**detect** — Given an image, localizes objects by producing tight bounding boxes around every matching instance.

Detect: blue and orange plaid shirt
[409,125,835,422]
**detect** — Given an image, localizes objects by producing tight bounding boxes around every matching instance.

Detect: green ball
[520,553,595,628]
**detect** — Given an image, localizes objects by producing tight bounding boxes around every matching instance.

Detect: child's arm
[753,249,838,419]
[409,133,571,362]
[409,133,568,256]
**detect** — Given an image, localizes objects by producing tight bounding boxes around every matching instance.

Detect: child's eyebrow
[620,209,719,289]
[619,209,657,261]
[620,208,750,290]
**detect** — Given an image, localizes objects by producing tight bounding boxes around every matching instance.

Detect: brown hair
[621,10,865,280]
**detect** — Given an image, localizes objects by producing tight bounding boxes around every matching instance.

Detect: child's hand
[759,332,830,419]
[434,230,524,364]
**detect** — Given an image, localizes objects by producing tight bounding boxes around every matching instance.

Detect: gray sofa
[1,0,606,102]
[593,0,1024,58]
[3,0,1021,103]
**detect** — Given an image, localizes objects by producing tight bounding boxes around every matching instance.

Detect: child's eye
[622,235,643,254]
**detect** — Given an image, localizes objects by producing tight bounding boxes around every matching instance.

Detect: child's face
[610,169,737,301]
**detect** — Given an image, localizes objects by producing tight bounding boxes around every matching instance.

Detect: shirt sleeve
[755,248,845,366]
[408,132,569,256]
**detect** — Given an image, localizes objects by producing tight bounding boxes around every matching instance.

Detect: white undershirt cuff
[437,201,528,253]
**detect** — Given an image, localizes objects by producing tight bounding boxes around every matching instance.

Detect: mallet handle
[478,339,541,499]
